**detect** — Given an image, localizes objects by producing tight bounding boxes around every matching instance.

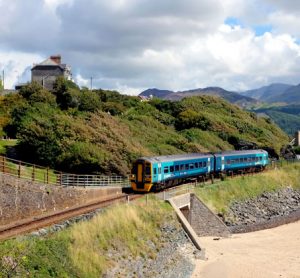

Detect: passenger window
[180,165,184,171]
[189,164,194,169]
[227,160,230,165]
[164,167,169,173]
[199,162,203,167]
[170,166,174,172]
[259,157,262,161]
[175,165,179,171]
[195,162,199,168]
[203,161,207,167]
[240,158,243,163]
[185,164,189,170]
[153,168,157,175]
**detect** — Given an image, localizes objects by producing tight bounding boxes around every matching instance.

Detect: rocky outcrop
[225,187,300,232]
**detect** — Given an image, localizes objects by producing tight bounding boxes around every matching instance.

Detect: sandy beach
[192,221,300,278]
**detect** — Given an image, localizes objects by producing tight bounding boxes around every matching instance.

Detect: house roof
[31,58,68,70]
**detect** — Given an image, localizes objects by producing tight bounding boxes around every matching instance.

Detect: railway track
[0,193,141,241]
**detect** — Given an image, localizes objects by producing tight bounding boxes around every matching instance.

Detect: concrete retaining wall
[0,173,122,226]
[189,194,230,237]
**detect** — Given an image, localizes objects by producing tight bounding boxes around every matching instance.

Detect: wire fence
[0,155,130,187]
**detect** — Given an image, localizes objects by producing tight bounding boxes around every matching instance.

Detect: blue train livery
[131,149,269,192]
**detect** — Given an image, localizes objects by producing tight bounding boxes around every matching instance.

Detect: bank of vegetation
[1,164,300,277]
[0,78,289,175]
[195,163,300,215]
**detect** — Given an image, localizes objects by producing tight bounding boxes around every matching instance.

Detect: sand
[192,221,300,278]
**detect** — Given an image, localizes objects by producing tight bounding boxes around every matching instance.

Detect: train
[130,149,269,192]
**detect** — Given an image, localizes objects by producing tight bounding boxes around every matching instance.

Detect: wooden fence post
[32,165,35,181]
[18,162,21,178]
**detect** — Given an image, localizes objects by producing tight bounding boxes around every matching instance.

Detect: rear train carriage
[214,149,268,173]
[131,153,214,192]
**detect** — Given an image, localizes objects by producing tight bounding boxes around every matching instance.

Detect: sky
[1,0,300,94]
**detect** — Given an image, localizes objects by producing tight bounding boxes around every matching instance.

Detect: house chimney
[50,55,61,64]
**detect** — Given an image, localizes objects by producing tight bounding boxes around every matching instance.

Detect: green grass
[0,139,17,155]
[0,196,173,278]
[195,163,300,215]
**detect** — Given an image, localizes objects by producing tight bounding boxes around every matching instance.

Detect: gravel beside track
[0,193,140,240]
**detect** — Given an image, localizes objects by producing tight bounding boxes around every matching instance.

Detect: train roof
[140,153,213,163]
[214,149,268,157]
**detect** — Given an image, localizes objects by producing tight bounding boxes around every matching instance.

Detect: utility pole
[2,70,4,89]
[90,76,93,90]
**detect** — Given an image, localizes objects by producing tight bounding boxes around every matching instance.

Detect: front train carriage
[131,153,215,192]
[214,149,269,174]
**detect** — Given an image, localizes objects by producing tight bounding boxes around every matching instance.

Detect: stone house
[31,55,72,91]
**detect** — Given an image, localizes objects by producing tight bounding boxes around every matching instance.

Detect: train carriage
[131,153,214,192]
[214,150,268,173]
[131,149,269,192]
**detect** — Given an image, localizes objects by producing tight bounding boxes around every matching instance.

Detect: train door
[157,163,162,182]
[221,156,225,171]
[136,161,144,189]
[208,158,211,172]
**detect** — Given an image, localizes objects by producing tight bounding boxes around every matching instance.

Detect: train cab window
[203,161,207,167]
[195,162,199,168]
[145,166,151,175]
[158,168,161,174]
[153,168,157,175]
[164,167,169,173]
[175,165,179,171]
[185,164,189,170]
[170,166,174,173]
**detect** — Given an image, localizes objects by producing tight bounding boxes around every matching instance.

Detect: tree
[0,78,3,91]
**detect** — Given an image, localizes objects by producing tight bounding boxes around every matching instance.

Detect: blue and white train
[130,150,269,192]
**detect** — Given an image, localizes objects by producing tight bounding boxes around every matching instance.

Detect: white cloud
[1,0,300,92]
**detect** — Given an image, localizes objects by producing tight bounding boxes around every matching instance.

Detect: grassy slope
[1,91,289,175]
[0,197,173,278]
[1,164,300,277]
[195,163,300,214]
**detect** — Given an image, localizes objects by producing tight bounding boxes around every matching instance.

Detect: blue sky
[0,0,300,94]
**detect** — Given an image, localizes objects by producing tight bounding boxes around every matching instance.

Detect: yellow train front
[130,158,153,192]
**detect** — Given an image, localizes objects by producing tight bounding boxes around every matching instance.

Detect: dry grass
[68,196,171,277]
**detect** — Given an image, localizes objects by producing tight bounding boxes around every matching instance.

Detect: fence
[0,155,130,187]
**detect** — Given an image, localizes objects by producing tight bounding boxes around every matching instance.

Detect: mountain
[255,103,300,135]
[241,83,293,102]
[140,88,174,98]
[140,87,259,107]
[271,84,300,104]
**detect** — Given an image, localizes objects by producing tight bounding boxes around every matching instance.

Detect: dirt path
[192,221,300,278]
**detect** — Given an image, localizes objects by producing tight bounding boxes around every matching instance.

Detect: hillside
[241,83,300,104]
[241,83,293,102]
[0,79,288,175]
[140,87,258,107]
[255,105,300,135]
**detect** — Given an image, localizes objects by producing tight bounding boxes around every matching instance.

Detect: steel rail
[0,193,141,240]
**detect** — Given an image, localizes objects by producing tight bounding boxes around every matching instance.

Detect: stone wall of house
[31,66,64,90]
